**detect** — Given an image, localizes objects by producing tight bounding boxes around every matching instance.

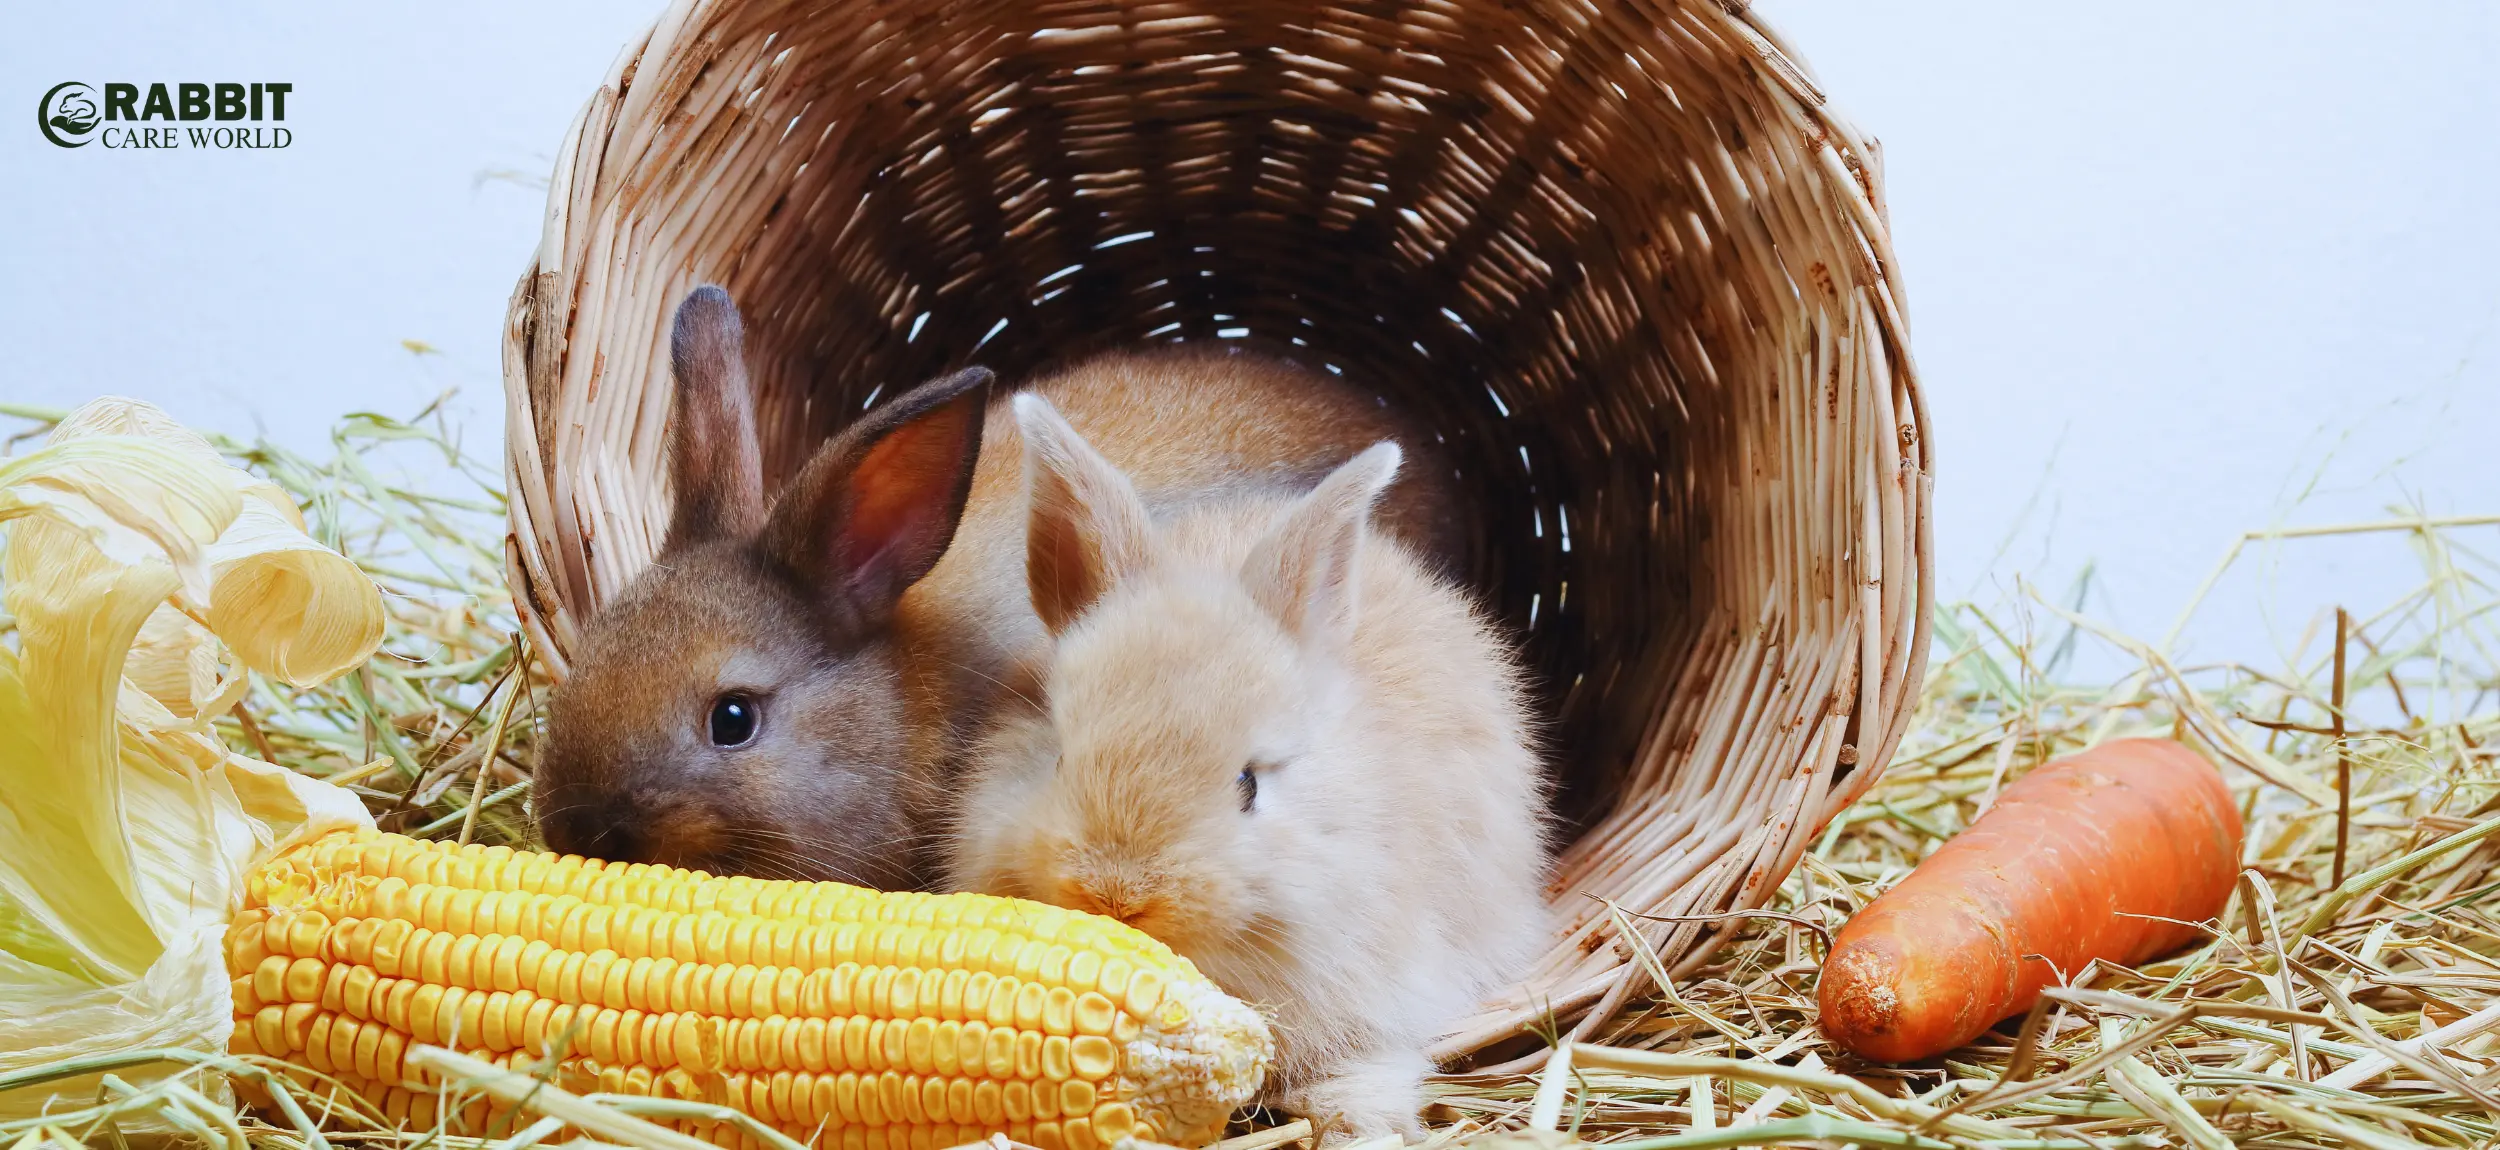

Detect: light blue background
[3,3,2493,676]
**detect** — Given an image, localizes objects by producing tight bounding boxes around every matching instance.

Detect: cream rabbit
[948,395,1549,1137]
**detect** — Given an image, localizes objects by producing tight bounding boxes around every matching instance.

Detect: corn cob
[226,830,1271,1149]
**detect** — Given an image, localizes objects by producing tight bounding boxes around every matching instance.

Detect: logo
[38,81,98,147]
[36,82,294,150]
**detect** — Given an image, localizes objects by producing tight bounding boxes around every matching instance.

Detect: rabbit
[536,283,1467,890]
[946,394,1550,1138]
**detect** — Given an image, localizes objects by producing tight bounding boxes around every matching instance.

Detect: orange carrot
[1817,738,2244,1062]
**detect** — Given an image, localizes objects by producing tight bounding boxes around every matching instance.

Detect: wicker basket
[503,0,1932,1064]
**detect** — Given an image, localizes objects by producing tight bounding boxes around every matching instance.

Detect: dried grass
[1430,512,2500,1149]
[3,399,2496,1150]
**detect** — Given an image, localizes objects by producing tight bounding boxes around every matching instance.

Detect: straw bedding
[3,404,2493,1150]
[502,0,1929,1061]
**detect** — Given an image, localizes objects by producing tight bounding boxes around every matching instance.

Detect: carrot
[1817,738,2244,1062]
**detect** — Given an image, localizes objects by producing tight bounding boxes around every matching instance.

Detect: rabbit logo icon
[38,82,100,148]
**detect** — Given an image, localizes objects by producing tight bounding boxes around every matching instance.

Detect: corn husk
[0,398,381,1119]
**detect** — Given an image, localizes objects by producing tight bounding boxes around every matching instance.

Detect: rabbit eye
[1236,766,1258,813]
[708,693,760,747]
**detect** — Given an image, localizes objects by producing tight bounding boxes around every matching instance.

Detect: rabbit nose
[540,795,650,864]
[1054,878,1112,917]
[1056,875,1162,927]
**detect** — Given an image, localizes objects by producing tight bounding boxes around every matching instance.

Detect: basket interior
[604,3,1801,817]
[515,0,1927,1052]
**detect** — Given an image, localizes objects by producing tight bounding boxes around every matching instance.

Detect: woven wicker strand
[502,0,1932,1065]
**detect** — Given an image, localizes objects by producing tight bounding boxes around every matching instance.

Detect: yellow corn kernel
[904,1017,937,1075]
[1042,987,1077,1036]
[1069,1036,1115,1082]
[283,956,325,1003]
[1041,1036,1073,1085]
[1015,1031,1044,1080]
[798,1016,830,1073]
[759,1014,790,1071]
[232,831,1269,1145]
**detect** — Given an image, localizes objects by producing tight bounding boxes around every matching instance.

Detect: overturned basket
[505,0,1930,1063]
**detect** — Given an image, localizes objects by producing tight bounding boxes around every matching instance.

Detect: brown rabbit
[947,397,1549,1136]
[537,285,1463,888]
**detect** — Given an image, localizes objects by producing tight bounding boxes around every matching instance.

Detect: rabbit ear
[663,285,767,549]
[1015,393,1151,635]
[1243,442,1401,652]
[761,365,994,629]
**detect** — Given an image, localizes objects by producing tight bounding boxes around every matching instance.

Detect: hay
[1425,516,2500,1149]
[4,398,2494,1148]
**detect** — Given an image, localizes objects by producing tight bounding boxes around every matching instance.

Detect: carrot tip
[1818,942,1900,1047]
